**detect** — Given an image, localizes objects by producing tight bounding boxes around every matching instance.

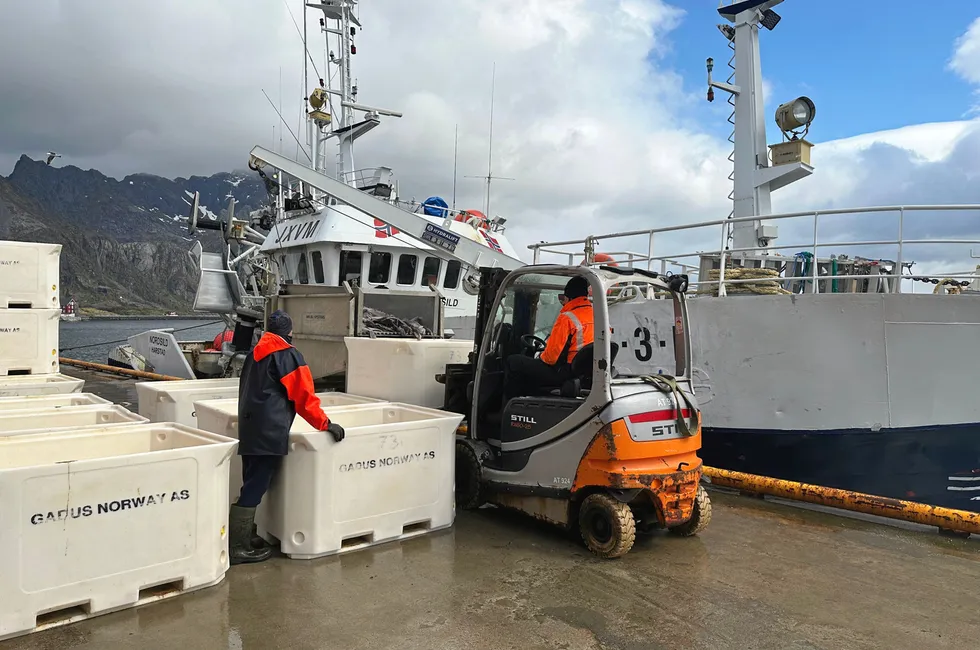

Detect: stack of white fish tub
[0,241,82,393]
[193,394,463,559]
[0,388,237,640]
[0,404,147,436]
[0,393,110,410]
[0,241,239,640]
[0,247,468,638]
[135,376,241,426]
[0,423,236,640]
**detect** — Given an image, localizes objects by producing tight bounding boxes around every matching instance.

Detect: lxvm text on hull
[531,0,980,513]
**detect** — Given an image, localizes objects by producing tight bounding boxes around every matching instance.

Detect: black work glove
[326,421,345,443]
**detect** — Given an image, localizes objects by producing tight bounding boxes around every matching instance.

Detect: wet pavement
[13,371,976,650]
[8,488,980,650]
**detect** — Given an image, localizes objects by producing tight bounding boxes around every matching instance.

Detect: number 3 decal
[634,326,652,362]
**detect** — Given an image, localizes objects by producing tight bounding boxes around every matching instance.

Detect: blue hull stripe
[701,423,980,513]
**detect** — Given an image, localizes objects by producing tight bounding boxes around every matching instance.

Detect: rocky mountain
[0,155,272,314]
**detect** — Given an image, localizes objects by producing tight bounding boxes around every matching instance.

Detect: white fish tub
[0,241,61,309]
[255,403,463,559]
[0,374,84,397]
[0,308,60,376]
[0,423,237,641]
[344,337,473,408]
[0,405,147,436]
[193,391,384,503]
[0,393,110,411]
[135,377,240,426]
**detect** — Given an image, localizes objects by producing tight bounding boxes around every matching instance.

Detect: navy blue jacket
[237,332,329,456]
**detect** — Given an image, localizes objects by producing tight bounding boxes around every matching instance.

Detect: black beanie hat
[563,276,589,299]
[268,310,293,337]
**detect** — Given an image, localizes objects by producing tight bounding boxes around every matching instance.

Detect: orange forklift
[441,264,711,558]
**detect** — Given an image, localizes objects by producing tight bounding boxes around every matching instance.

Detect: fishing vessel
[109,0,519,377]
[530,0,980,512]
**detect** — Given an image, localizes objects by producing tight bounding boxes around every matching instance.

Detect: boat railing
[341,167,393,189]
[528,204,980,296]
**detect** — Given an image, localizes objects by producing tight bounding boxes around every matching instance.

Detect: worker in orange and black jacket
[506,276,594,397]
[230,310,345,565]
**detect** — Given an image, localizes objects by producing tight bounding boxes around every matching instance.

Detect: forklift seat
[553,342,619,398]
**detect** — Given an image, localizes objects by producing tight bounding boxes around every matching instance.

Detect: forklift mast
[438,266,509,416]
[472,267,510,356]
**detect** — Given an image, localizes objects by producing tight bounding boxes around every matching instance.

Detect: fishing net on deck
[697,267,791,296]
[361,307,433,339]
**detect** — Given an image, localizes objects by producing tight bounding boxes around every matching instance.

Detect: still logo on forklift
[510,414,537,429]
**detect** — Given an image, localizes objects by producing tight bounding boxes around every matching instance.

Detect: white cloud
[950,17,980,114]
[950,17,980,85]
[0,0,977,282]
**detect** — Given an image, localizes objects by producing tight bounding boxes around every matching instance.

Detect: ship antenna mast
[452,124,459,210]
[706,0,815,255]
[311,0,402,187]
[466,63,513,217]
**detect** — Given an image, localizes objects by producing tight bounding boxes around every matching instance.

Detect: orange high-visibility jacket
[540,296,594,366]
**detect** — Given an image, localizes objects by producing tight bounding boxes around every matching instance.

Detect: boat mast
[708,0,813,255]
[337,3,355,182]
[467,63,513,217]
[485,63,496,216]
[308,0,401,189]
[302,4,309,164]
[452,124,458,210]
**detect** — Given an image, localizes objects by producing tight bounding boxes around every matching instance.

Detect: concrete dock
[10,369,979,650]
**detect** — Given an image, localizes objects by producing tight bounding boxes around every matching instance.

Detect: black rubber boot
[229,505,272,565]
[251,524,270,550]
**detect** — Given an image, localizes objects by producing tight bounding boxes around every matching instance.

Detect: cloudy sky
[1,0,978,279]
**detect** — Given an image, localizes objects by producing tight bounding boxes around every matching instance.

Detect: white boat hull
[599,292,980,511]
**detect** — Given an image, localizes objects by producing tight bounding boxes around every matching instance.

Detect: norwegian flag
[373,218,399,238]
[480,230,503,253]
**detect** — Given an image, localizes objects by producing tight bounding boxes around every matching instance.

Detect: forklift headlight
[668,274,689,294]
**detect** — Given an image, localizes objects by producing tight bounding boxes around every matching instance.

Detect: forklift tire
[455,440,485,510]
[578,493,636,559]
[668,485,712,537]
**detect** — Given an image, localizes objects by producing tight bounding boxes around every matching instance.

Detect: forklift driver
[505,276,594,397]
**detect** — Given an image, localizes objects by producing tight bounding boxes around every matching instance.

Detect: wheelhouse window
[339,250,362,285]
[444,260,462,290]
[368,252,391,284]
[397,254,418,285]
[297,253,310,284]
[311,251,325,284]
[420,256,441,287]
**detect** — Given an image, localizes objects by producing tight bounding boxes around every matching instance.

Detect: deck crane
[247,145,712,559]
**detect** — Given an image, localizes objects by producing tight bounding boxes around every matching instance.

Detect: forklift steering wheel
[521,334,547,354]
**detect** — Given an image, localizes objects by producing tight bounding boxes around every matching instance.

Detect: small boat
[108,329,225,379]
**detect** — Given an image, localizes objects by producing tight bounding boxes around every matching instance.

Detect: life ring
[454,209,489,231]
[585,253,620,297]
